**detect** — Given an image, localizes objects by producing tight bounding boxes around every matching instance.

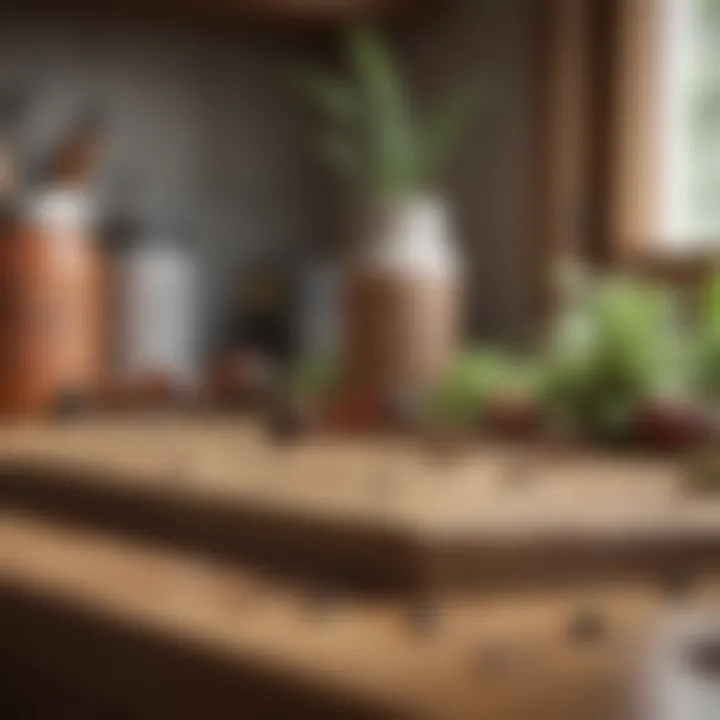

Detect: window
[537,0,720,276]
[658,0,720,248]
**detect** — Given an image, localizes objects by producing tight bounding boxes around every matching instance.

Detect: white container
[351,195,459,280]
[638,608,720,720]
[117,233,198,388]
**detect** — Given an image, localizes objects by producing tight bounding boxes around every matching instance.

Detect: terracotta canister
[29,189,105,406]
[0,213,57,416]
[0,191,104,417]
[344,196,461,394]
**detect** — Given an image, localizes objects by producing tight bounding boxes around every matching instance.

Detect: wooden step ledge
[2,512,718,719]
[0,419,718,593]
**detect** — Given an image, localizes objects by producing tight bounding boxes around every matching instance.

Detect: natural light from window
[659,0,720,250]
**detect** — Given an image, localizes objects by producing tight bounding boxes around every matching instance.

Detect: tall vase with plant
[292,24,481,397]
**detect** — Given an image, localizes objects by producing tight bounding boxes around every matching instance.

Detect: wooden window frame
[610,0,720,285]
[532,0,593,324]
[601,0,720,278]
[534,0,718,312]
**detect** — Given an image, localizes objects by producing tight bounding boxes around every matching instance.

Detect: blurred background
[0,1,719,719]
[0,0,534,362]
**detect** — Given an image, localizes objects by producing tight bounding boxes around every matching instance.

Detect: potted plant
[292,25,481,397]
[694,270,720,401]
[542,266,709,450]
[427,348,544,439]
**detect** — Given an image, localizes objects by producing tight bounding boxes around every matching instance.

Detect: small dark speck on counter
[408,594,443,638]
[468,644,513,676]
[567,609,608,644]
[52,389,94,418]
[501,456,535,487]
[659,569,696,599]
[304,584,347,618]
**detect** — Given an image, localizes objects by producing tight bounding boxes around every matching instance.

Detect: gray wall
[0,12,329,352]
[401,0,537,343]
[0,1,537,353]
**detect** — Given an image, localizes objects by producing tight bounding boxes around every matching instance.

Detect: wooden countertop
[0,417,718,594]
[0,417,716,539]
[2,510,717,719]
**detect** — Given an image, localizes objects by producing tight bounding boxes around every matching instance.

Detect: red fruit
[636,402,712,451]
[322,386,384,433]
[484,395,543,440]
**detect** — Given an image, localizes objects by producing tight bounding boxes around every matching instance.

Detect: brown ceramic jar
[0,192,105,418]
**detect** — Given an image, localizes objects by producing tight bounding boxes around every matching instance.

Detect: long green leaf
[288,23,483,198]
[700,269,720,331]
[346,24,416,197]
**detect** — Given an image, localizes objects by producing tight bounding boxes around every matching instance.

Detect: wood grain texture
[608,0,664,261]
[1,512,718,719]
[0,419,717,593]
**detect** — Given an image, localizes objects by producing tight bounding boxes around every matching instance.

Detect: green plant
[694,269,720,399]
[542,274,690,442]
[428,349,540,427]
[290,25,481,200]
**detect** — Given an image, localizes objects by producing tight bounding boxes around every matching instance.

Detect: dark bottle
[229,262,295,362]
